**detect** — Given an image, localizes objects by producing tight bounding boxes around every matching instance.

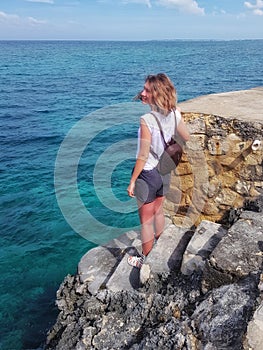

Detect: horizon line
[0,38,262,42]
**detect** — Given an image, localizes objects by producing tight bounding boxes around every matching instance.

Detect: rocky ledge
[45,195,263,350]
[45,89,263,350]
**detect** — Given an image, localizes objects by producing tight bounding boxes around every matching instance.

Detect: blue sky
[0,0,262,40]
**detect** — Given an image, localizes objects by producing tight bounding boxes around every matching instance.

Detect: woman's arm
[127,120,151,197]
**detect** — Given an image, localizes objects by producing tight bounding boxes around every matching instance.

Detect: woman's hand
[127,181,135,197]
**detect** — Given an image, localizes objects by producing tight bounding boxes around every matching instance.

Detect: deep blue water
[0,40,262,350]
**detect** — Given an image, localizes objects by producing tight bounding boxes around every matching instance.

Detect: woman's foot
[127,254,145,269]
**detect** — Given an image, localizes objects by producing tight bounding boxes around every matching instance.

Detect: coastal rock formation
[45,204,263,350]
[45,90,263,350]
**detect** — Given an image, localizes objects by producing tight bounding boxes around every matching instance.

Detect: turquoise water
[1,40,263,350]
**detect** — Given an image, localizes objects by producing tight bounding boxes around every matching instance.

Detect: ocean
[0,40,262,350]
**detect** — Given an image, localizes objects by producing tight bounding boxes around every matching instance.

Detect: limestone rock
[45,206,262,350]
[208,211,263,278]
[143,224,191,276]
[78,230,140,294]
[191,275,259,350]
[181,220,226,275]
[246,302,263,350]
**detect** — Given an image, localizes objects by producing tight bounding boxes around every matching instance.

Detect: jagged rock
[191,274,259,349]
[45,272,203,350]
[207,211,263,278]
[45,202,263,350]
[45,201,263,350]
[246,301,263,350]
[201,210,263,293]
[244,193,263,212]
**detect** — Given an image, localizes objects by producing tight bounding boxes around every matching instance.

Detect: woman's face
[140,81,153,105]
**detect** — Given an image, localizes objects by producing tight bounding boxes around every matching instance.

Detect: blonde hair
[145,73,177,113]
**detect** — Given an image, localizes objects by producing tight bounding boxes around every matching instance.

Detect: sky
[0,0,262,40]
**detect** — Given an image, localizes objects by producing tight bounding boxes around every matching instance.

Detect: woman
[127,73,190,268]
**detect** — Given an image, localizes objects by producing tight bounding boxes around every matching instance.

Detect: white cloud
[254,8,263,14]
[0,10,47,26]
[118,0,205,14]
[244,0,263,15]
[26,0,54,4]
[0,11,19,21]
[122,0,152,8]
[28,16,47,24]
[157,0,205,15]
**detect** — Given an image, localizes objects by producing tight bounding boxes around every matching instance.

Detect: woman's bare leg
[138,195,166,255]
[138,201,155,256]
[154,196,165,240]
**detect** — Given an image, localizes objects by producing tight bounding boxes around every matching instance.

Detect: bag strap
[151,109,177,145]
[151,113,168,148]
[150,109,177,158]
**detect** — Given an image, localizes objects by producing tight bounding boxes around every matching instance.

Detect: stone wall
[165,112,263,227]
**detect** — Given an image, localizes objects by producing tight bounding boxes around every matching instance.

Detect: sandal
[127,255,145,269]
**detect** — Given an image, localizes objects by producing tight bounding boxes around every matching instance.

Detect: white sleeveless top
[136,109,182,170]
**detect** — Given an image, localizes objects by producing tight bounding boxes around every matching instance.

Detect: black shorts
[134,167,171,204]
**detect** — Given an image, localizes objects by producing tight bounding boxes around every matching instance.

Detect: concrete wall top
[178,87,263,123]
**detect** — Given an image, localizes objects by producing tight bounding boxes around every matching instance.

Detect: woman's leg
[138,195,165,255]
[154,196,166,240]
[138,200,155,256]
